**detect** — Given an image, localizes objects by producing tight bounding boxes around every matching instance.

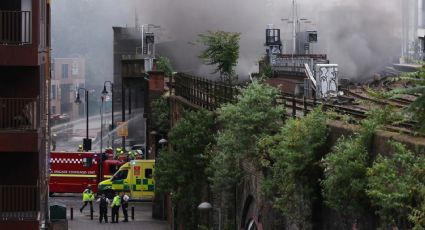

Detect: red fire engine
[49,151,123,195]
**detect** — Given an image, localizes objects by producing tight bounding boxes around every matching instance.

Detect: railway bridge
[166,72,425,229]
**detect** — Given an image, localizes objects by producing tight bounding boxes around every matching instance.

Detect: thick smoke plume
[52,0,402,82]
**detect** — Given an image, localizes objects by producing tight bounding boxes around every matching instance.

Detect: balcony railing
[0,10,31,45]
[0,185,38,220]
[0,98,38,130]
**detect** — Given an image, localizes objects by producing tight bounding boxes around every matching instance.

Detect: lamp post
[157,137,167,158]
[75,88,91,151]
[99,81,114,181]
[198,202,221,230]
[102,81,114,130]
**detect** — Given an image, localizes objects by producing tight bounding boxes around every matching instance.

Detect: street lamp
[75,87,91,151]
[102,81,114,130]
[198,202,221,230]
[157,137,167,158]
[158,138,167,147]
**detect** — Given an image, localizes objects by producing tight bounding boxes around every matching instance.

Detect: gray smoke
[52,0,402,82]
[136,0,402,79]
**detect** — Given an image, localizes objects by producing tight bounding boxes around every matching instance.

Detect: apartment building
[51,58,86,120]
[0,0,50,229]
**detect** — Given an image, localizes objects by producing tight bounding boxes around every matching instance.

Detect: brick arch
[241,195,254,228]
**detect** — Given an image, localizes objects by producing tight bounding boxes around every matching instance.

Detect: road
[52,109,146,152]
[50,194,167,230]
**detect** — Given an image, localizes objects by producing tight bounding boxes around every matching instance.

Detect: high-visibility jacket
[82,189,94,201]
[111,195,121,207]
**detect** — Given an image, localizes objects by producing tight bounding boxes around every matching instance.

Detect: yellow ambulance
[97,159,155,200]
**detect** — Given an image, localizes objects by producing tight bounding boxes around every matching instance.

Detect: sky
[51,0,402,84]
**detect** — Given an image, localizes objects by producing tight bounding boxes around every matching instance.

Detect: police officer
[121,193,130,222]
[80,185,94,213]
[111,192,121,223]
[96,193,110,223]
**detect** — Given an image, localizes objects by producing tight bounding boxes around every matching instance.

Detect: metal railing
[0,10,31,45]
[0,98,38,130]
[0,185,38,220]
[173,73,238,110]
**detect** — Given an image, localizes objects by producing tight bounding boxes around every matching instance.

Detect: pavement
[50,194,168,230]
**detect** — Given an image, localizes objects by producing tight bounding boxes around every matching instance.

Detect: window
[61,64,68,79]
[109,165,119,174]
[71,62,79,76]
[145,168,153,179]
[112,170,128,181]
[82,157,93,167]
[51,85,56,100]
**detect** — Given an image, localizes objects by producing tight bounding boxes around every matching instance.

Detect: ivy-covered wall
[237,120,425,229]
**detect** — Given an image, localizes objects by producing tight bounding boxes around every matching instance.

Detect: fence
[0,10,31,45]
[0,98,39,130]
[0,185,38,220]
[173,73,238,111]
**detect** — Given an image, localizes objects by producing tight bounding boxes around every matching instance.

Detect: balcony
[0,10,31,45]
[0,98,38,130]
[0,185,38,220]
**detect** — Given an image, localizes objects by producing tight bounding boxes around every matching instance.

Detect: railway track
[279,94,420,137]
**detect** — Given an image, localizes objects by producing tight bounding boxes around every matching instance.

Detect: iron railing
[0,185,38,220]
[0,10,31,45]
[173,73,238,111]
[0,98,38,130]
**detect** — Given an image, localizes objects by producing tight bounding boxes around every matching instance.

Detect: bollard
[70,207,73,220]
[131,206,135,220]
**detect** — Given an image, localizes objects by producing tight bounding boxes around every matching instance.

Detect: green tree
[198,31,240,84]
[214,80,283,164]
[367,141,425,229]
[156,56,173,77]
[155,110,215,229]
[209,80,283,228]
[321,106,403,225]
[150,96,170,135]
[260,108,328,229]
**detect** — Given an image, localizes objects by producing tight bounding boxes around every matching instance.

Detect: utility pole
[292,0,296,58]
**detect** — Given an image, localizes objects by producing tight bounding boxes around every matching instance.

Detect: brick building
[0,0,51,229]
[51,57,86,120]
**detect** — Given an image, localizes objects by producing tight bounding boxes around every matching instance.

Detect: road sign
[117,122,128,137]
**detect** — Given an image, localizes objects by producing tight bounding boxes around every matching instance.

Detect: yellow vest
[82,189,94,201]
